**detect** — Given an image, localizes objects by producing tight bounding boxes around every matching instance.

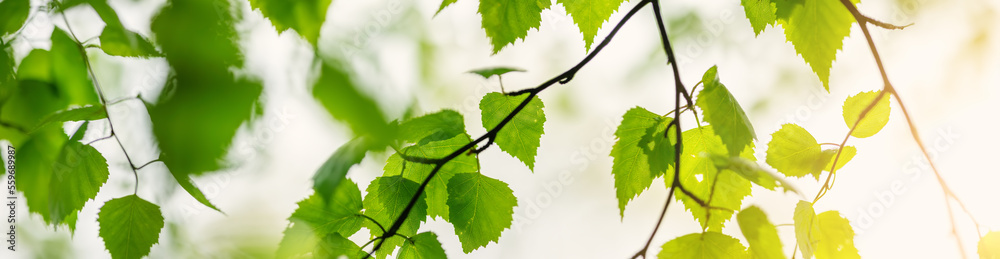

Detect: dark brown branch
[363,1,654,257]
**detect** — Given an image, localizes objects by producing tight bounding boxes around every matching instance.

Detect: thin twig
[363,1,654,257]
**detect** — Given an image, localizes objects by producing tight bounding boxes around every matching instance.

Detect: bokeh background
[3,0,999,257]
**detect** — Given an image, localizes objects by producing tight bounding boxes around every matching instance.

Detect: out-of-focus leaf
[467,67,525,79]
[313,136,372,202]
[249,0,332,44]
[313,63,392,142]
[0,0,30,36]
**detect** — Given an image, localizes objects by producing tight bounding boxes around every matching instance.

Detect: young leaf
[437,0,459,15]
[99,26,161,58]
[793,201,860,259]
[51,28,100,106]
[980,231,1000,259]
[151,0,263,176]
[385,134,478,221]
[168,171,221,212]
[397,109,465,144]
[821,145,856,173]
[794,201,820,259]
[741,0,777,36]
[14,126,63,224]
[479,92,545,171]
[249,0,332,44]
[479,0,550,53]
[363,176,427,258]
[673,126,754,232]
[98,195,165,259]
[657,232,749,259]
[611,107,671,217]
[696,66,757,156]
[276,221,319,259]
[314,233,364,259]
[31,105,107,132]
[766,124,828,178]
[293,181,365,237]
[48,122,110,225]
[708,153,799,195]
[558,0,627,51]
[447,173,517,253]
[842,90,891,138]
[738,206,786,259]
[814,211,860,259]
[467,67,526,79]
[314,136,372,202]
[399,232,448,259]
[314,63,392,141]
[782,0,858,90]
[0,0,29,36]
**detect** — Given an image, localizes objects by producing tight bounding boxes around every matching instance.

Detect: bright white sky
[6,0,1000,258]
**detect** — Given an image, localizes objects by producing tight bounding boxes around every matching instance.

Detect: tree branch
[363,1,654,257]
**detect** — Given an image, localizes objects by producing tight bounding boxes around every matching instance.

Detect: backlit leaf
[399,232,448,259]
[782,0,858,90]
[447,173,517,253]
[842,90,890,138]
[658,232,749,259]
[97,195,164,259]
[479,92,545,171]
[738,206,786,259]
[479,0,550,53]
[696,66,756,156]
[558,0,627,51]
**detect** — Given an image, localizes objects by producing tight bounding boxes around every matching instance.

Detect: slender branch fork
[808,1,982,258]
[55,5,158,195]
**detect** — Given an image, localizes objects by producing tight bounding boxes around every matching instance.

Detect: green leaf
[479,0,550,53]
[99,26,161,58]
[249,0,332,44]
[821,145,856,173]
[696,66,757,156]
[468,67,526,79]
[447,173,517,253]
[18,123,107,226]
[766,124,828,178]
[794,201,819,259]
[814,211,860,259]
[314,233,364,259]
[397,109,465,144]
[738,206,786,259]
[657,232,749,259]
[479,92,545,170]
[278,181,364,258]
[296,181,365,237]
[772,0,803,21]
[168,171,221,211]
[151,0,262,176]
[741,0,777,35]
[0,0,29,36]
[385,134,478,221]
[842,90,890,138]
[1,47,15,103]
[49,122,109,225]
[611,107,671,217]
[672,126,754,232]
[363,175,427,258]
[436,0,459,15]
[399,232,448,259]
[314,136,372,202]
[794,201,860,259]
[276,220,319,259]
[98,195,165,259]
[782,0,857,90]
[50,28,100,106]
[708,153,799,194]
[313,63,392,141]
[980,231,1000,259]
[558,0,627,51]
[31,105,107,132]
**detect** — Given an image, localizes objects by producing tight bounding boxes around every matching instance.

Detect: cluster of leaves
[276,60,546,257]
[2,0,267,258]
